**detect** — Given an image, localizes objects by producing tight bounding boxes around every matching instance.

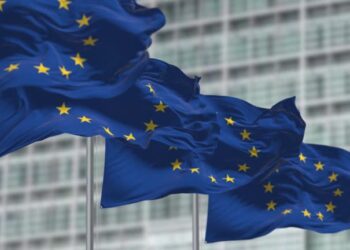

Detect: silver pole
[192,194,200,250]
[86,137,94,250]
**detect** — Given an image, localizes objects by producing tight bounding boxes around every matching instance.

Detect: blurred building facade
[1,0,350,249]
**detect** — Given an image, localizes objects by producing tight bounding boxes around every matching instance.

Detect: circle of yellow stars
[263,151,344,224]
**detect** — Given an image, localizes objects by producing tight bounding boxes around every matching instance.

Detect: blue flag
[0,0,164,97]
[0,1,221,156]
[101,97,305,207]
[0,58,220,156]
[0,0,306,213]
[206,143,350,242]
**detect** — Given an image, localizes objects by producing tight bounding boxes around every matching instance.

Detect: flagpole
[192,194,200,250]
[86,137,94,250]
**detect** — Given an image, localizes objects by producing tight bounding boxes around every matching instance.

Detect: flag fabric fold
[0,59,218,157]
[101,96,305,207]
[0,0,221,157]
[0,0,165,98]
[206,143,350,243]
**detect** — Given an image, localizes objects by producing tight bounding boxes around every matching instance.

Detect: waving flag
[0,0,164,97]
[101,97,305,207]
[0,0,305,211]
[206,143,350,242]
[0,1,220,156]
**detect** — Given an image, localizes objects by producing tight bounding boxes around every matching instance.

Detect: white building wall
[1,0,350,249]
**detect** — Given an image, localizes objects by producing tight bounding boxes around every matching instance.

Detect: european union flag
[0,0,305,213]
[206,143,350,242]
[0,1,220,156]
[101,97,305,207]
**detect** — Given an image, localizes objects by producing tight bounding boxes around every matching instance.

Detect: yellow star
[334,188,343,197]
[146,83,155,94]
[59,66,72,79]
[171,159,182,171]
[34,63,50,75]
[299,153,307,163]
[302,209,311,218]
[314,161,324,171]
[58,0,71,10]
[76,14,91,28]
[317,212,324,221]
[325,201,336,213]
[124,133,136,141]
[264,182,274,193]
[70,53,86,68]
[328,172,338,183]
[209,175,217,183]
[224,117,235,126]
[78,116,91,123]
[4,63,20,72]
[282,209,292,215]
[83,36,98,46]
[144,120,158,132]
[154,101,167,112]
[266,200,276,211]
[223,174,235,183]
[238,163,250,172]
[240,129,251,140]
[0,0,6,12]
[168,146,178,151]
[56,103,71,115]
[249,146,260,158]
[190,168,200,174]
[103,127,114,137]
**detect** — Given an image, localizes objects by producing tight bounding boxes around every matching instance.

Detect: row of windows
[158,0,299,24]
[307,17,350,50]
[305,66,350,100]
[4,158,73,190]
[225,67,350,114]
[155,21,350,67]
[0,195,192,240]
[0,146,105,191]
[155,0,350,29]
[159,0,221,24]
[305,119,350,147]
[230,0,297,15]
[4,206,70,238]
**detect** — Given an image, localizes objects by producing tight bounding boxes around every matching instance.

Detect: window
[252,33,275,58]
[76,204,85,230]
[32,158,72,186]
[28,208,47,236]
[305,123,326,144]
[150,195,191,220]
[200,39,222,66]
[7,163,27,189]
[345,73,350,94]
[5,211,24,237]
[177,0,197,22]
[200,0,222,18]
[229,35,249,61]
[306,22,327,50]
[47,206,70,231]
[306,75,325,99]
[230,0,248,14]
[315,26,324,49]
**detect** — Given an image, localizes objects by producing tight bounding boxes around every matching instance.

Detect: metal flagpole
[86,137,94,250]
[192,194,200,250]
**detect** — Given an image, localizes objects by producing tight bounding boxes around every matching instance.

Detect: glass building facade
[1,0,350,249]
